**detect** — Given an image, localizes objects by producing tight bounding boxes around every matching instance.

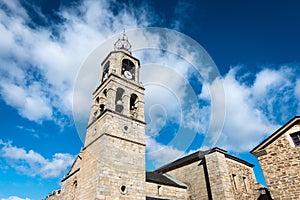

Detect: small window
[120,185,127,194]
[290,132,300,146]
[158,185,162,196]
[242,176,247,192]
[232,174,237,190]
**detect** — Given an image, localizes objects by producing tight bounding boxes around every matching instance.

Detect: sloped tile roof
[146,172,187,189]
[155,147,253,173]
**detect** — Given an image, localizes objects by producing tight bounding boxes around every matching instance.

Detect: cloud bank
[1,196,30,200]
[0,0,150,124]
[0,140,74,178]
[208,65,300,152]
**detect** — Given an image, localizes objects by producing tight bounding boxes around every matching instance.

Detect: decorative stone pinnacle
[114,29,132,51]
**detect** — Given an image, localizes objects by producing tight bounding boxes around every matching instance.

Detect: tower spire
[114,29,132,51]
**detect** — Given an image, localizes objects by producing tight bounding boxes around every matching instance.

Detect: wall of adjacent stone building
[257,125,300,199]
[167,161,209,200]
[146,182,186,199]
[226,159,259,199]
[205,152,234,200]
[205,151,259,200]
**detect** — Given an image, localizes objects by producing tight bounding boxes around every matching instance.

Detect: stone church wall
[167,161,209,200]
[44,189,61,200]
[226,158,259,199]
[205,151,234,200]
[60,170,80,200]
[257,124,300,199]
[205,151,259,200]
[95,134,145,199]
[146,182,186,199]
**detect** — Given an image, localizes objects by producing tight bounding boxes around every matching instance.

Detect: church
[45,33,263,200]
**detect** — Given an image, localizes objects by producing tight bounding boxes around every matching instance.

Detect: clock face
[124,71,133,79]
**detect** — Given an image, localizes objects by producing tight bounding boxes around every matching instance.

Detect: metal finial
[114,29,132,51]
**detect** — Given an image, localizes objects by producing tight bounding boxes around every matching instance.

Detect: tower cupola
[114,29,132,53]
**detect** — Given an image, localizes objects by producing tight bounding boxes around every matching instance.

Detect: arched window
[100,104,105,112]
[115,88,125,113]
[122,59,135,80]
[102,61,110,81]
[73,180,77,189]
[103,89,107,97]
[130,94,138,110]
[72,180,78,199]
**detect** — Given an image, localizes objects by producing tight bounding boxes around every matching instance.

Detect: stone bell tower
[78,31,146,199]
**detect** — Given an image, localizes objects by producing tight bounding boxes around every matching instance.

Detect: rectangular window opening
[232,174,237,190]
[242,176,247,192]
[290,131,300,146]
[158,185,162,196]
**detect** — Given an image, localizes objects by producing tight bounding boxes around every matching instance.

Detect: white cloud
[147,63,300,167]
[0,141,75,178]
[0,196,30,200]
[217,68,278,151]
[0,0,149,124]
[146,137,203,168]
[146,104,167,137]
[139,51,204,136]
[0,82,52,122]
[146,138,185,168]
[201,65,300,152]
[251,68,289,97]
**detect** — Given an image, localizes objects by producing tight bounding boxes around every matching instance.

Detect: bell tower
[78,31,146,199]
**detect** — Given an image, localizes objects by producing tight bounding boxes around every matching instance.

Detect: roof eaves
[154,150,202,173]
[146,195,175,200]
[154,147,229,173]
[225,154,254,167]
[146,172,187,189]
[250,116,300,155]
[162,173,188,188]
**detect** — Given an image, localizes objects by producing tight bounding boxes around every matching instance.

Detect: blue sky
[0,0,300,199]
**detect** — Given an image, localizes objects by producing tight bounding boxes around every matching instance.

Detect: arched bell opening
[115,88,125,113]
[122,59,135,80]
[130,94,138,110]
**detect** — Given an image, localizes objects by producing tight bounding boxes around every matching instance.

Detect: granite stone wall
[167,161,209,200]
[226,158,259,199]
[146,182,186,199]
[205,151,235,200]
[257,124,300,199]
